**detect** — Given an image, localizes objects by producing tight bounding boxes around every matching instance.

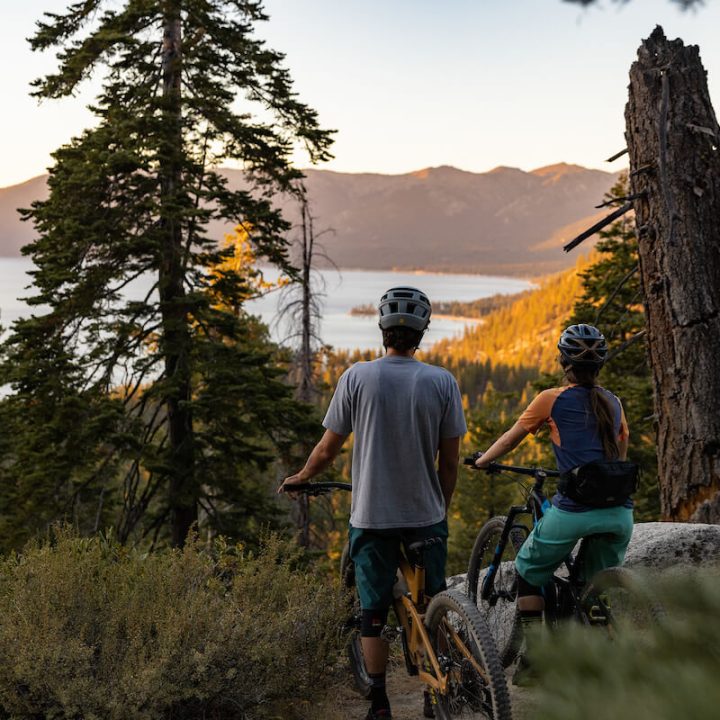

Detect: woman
[474,324,634,680]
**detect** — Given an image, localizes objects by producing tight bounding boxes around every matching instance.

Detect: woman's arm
[618,435,629,461]
[474,421,530,469]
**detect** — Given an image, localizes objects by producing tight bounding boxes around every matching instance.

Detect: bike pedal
[380,625,400,643]
[588,607,609,624]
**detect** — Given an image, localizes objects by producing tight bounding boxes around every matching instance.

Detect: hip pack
[558,460,639,508]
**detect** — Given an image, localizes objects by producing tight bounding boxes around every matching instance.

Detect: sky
[1,0,720,188]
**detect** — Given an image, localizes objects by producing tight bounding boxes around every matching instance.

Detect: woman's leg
[582,507,634,581]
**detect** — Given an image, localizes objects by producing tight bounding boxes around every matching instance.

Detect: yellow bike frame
[392,551,489,696]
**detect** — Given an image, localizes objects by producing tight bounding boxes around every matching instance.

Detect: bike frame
[473,463,591,624]
[393,552,489,693]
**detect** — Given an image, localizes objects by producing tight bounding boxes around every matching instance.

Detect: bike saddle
[406,537,443,562]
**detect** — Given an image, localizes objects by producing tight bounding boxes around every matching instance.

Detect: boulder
[447,521,720,588]
[622,521,720,570]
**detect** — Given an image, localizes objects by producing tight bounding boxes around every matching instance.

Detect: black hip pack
[558,460,639,508]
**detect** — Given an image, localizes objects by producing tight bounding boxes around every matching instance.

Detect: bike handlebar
[279,481,352,496]
[463,455,560,478]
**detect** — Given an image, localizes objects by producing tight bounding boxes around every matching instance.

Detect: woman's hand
[474,451,492,469]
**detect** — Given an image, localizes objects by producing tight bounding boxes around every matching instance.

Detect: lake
[0,258,533,351]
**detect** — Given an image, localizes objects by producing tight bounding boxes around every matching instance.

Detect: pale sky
[2,0,719,188]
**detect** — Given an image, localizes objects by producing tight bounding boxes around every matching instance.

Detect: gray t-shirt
[323,355,467,529]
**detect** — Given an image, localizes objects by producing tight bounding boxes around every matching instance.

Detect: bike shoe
[512,653,539,687]
[364,708,392,720]
[423,689,435,718]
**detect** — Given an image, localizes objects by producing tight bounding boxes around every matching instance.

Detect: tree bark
[625,26,720,522]
[295,199,315,547]
[160,4,197,546]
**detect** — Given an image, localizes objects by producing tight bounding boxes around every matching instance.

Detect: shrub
[0,529,346,719]
[532,570,720,720]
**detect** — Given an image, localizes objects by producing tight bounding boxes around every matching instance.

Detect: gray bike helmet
[558,324,608,367]
[378,286,432,332]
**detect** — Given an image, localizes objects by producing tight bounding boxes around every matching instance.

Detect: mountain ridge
[0,163,620,275]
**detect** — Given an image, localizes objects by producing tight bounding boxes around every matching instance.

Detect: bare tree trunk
[294,199,316,547]
[625,26,720,522]
[160,4,197,546]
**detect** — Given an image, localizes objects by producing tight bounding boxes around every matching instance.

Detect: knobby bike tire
[425,589,512,720]
[466,516,526,667]
[581,566,665,633]
[339,542,373,699]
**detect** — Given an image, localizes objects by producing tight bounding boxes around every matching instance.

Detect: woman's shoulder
[596,385,623,404]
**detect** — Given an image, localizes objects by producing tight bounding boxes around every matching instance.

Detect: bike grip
[463,451,486,468]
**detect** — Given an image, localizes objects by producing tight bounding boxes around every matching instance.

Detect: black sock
[368,671,390,713]
[518,609,543,630]
[518,609,542,661]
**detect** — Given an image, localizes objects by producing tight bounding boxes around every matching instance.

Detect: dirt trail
[319,661,537,719]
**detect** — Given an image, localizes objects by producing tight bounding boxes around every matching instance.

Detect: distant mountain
[0,163,619,275]
[0,176,49,257]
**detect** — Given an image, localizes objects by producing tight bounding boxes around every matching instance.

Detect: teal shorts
[515,505,634,588]
[348,520,448,611]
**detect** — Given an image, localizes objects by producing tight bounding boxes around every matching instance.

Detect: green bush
[0,529,346,719]
[532,570,720,720]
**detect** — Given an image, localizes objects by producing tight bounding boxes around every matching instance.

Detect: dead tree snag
[625,26,720,522]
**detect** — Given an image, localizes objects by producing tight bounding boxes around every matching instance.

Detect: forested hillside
[428,254,593,377]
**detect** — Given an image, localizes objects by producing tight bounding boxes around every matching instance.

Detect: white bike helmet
[558,324,608,367]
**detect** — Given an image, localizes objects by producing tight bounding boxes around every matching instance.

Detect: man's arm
[438,435,461,511]
[278,429,348,493]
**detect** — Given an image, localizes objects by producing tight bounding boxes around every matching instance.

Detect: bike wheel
[339,542,372,699]
[425,589,512,720]
[465,516,526,667]
[581,566,664,635]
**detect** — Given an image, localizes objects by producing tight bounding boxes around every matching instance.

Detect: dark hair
[562,359,620,459]
[382,326,424,352]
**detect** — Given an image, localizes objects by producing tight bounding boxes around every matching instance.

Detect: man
[280,286,467,720]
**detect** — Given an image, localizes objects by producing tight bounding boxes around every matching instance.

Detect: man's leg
[349,526,399,718]
[361,609,391,716]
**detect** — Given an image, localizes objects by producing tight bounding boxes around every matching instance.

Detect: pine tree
[0,1,332,550]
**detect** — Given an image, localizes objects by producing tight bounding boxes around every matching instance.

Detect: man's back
[323,355,466,529]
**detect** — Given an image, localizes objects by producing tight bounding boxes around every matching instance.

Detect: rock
[447,521,720,588]
[623,521,720,570]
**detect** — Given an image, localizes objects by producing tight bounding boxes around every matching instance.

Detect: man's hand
[276,429,348,497]
[277,472,306,497]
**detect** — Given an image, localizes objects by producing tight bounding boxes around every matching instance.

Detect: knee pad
[361,608,389,637]
[517,574,542,598]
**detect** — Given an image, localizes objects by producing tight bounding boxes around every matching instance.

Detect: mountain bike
[288,481,512,720]
[463,456,662,667]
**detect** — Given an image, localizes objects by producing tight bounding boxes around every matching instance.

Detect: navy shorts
[348,519,448,611]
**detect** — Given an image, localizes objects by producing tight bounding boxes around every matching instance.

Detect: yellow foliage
[211,224,290,303]
[431,253,597,372]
